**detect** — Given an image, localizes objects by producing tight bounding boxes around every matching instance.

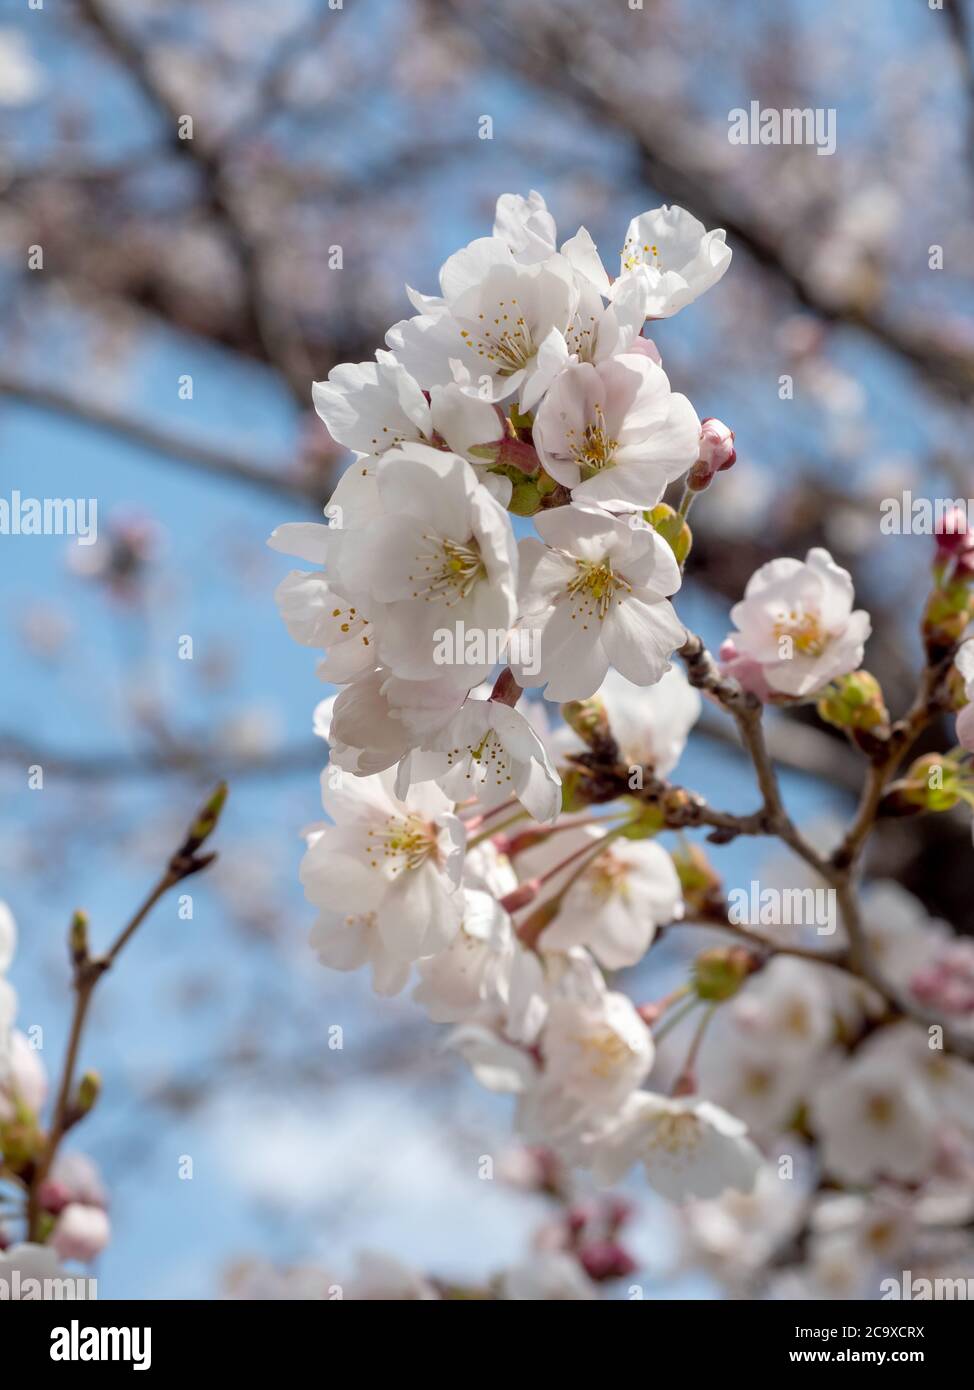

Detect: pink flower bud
[687,419,736,492]
[718,638,773,702]
[38,1180,73,1216]
[578,1240,637,1282]
[51,1203,111,1263]
[934,506,974,556]
[698,418,737,472]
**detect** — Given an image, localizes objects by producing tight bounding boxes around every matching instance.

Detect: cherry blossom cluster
[269,190,974,1238]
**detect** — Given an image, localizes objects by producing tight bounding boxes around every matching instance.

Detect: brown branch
[25,784,227,1239]
[442,0,974,403]
[0,369,321,505]
[75,0,312,401]
[676,633,974,1060]
[674,916,854,976]
[678,634,835,882]
[0,731,324,782]
[832,652,955,870]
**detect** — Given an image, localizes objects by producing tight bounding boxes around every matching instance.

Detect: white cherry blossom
[512,504,685,700]
[312,353,509,502]
[413,889,513,1022]
[534,354,699,509]
[321,670,469,776]
[272,571,377,684]
[527,991,654,1136]
[443,1022,537,1094]
[386,237,578,411]
[51,1203,111,1265]
[300,768,465,962]
[493,190,558,265]
[538,837,683,969]
[853,1022,974,1134]
[396,697,562,824]
[0,1029,48,1121]
[695,1030,817,1139]
[334,444,518,682]
[0,1243,69,1289]
[593,1093,762,1201]
[810,1051,939,1184]
[566,666,701,777]
[310,908,411,997]
[350,1252,438,1301]
[724,547,871,699]
[612,204,732,319]
[719,955,836,1062]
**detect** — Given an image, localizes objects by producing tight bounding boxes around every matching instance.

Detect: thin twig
[25,783,227,1239]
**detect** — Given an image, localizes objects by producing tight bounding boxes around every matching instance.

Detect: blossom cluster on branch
[268,190,974,1295]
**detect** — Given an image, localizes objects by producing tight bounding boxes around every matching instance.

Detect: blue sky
[0,0,963,1296]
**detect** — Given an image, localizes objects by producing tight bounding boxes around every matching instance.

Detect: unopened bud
[578,1240,637,1282]
[692,946,759,1001]
[947,660,970,713]
[38,1180,72,1216]
[718,637,773,702]
[184,781,228,853]
[469,435,540,476]
[69,910,89,967]
[645,503,692,567]
[687,418,736,491]
[619,804,665,839]
[0,1113,42,1170]
[934,506,974,561]
[816,671,889,736]
[670,843,723,917]
[660,786,693,819]
[507,475,545,516]
[898,752,962,812]
[561,696,610,749]
[922,581,974,660]
[77,1070,101,1115]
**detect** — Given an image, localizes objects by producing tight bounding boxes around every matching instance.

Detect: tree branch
[25,783,227,1240]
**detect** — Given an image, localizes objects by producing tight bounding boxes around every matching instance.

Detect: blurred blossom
[0,31,43,106]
